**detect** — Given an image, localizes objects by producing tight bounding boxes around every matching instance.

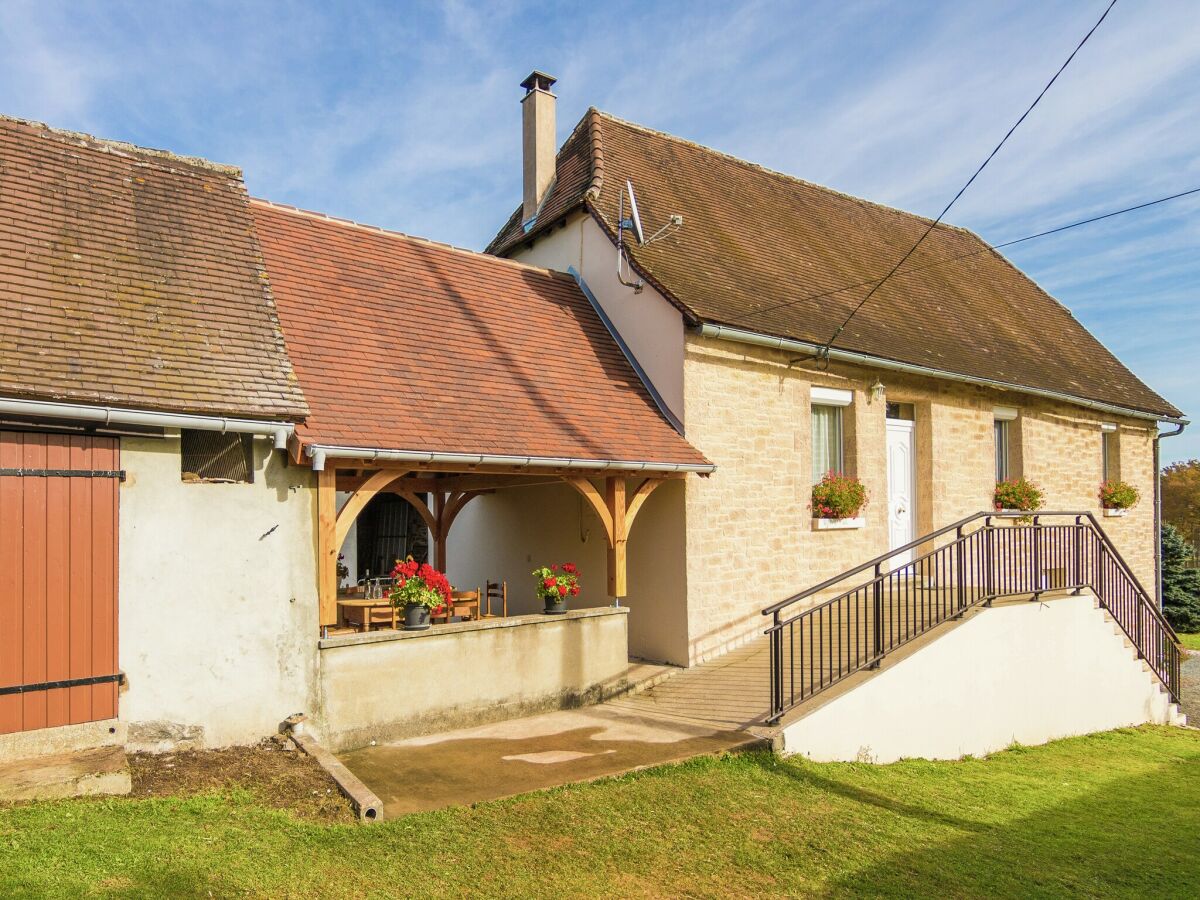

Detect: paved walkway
[338,704,756,818]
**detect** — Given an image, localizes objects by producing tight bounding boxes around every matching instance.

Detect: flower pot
[403,602,431,631]
[543,596,568,615]
[1103,508,1128,518]
[813,516,864,530]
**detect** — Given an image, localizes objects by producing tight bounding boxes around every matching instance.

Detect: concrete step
[0,745,130,802]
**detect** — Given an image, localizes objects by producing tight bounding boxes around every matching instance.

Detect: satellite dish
[626,180,645,245]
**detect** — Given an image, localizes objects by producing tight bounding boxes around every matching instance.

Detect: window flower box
[1099,481,1138,517]
[814,516,865,531]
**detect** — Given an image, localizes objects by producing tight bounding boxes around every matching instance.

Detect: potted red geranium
[811,472,868,530]
[389,557,452,631]
[533,563,580,615]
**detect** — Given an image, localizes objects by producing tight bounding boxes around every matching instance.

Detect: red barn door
[0,432,120,734]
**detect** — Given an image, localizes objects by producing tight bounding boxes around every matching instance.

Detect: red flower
[562,562,577,575]
[570,585,580,596]
[543,577,557,589]
[558,584,568,597]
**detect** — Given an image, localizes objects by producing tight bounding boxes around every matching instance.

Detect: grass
[1,727,1197,898]
[1179,632,1200,651]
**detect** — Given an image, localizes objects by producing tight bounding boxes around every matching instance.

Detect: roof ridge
[591,109,976,238]
[0,112,242,177]
[584,107,605,200]
[250,198,575,280]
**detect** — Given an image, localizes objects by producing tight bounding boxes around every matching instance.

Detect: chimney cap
[520,70,557,94]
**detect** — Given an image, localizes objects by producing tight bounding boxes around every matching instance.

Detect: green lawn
[1,727,1197,899]
[1179,632,1200,651]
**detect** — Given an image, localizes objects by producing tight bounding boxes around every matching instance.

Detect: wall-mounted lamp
[869,379,886,403]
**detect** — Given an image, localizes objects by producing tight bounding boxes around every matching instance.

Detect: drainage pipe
[697,323,1188,426]
[0,396,294,449]
[1155,420,1188,607]
[306,444,715,474]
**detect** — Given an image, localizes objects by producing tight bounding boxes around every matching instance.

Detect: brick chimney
[521,70,557,224]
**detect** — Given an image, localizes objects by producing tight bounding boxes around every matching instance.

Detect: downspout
[1155,420,1188,607]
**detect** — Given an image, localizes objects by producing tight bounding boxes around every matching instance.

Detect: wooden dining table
[337,597,397,632]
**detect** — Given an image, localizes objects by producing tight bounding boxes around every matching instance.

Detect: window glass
[812,404,844,483]
[994,419,1010,482]
[1102,430,1119,482]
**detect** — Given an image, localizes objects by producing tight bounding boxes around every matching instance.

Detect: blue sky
[1,0,1196,462]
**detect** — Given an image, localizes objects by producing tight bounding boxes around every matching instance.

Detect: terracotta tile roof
[0,115,307,420]
[250,200,711,468]
[489,110,1180,419]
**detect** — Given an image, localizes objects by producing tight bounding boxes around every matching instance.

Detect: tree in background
[1161,523,1200,633]
[1162,460,1200,552]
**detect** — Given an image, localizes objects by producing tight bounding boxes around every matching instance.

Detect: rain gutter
[697,323,1188,426]
[0,396,294,448]
[305,444,715,474]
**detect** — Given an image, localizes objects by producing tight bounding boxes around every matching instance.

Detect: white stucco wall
[449,480,689,665]
[118,435,319,749]
[779,593,1184,763]
[509,212,686,425]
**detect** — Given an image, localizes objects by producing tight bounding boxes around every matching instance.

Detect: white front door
[886,420,916,566]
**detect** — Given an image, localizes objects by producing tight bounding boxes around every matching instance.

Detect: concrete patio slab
[338,705,758,817]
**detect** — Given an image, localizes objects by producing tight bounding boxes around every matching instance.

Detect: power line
[815,0,1119,362]
[743,185,1200,324]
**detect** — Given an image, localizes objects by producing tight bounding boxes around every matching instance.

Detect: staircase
[763,511,1183,724]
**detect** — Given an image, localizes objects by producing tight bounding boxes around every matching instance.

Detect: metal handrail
[763,511,1181,723]
[762,511,986,616]
[1070,512,1179,639]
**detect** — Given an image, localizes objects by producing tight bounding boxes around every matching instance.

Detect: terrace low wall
[314,608,630,751]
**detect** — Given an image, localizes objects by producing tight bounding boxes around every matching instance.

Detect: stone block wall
[681,334,1158,665]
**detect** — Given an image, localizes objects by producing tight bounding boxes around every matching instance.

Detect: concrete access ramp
[776,592,1185,763]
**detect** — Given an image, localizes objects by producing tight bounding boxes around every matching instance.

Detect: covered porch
[315,457,686,635]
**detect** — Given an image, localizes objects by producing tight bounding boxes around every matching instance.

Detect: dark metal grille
[764,511,1182,723]
[180,430,254,483]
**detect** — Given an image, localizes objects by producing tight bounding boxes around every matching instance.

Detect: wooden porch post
[606,477,627,597]
[433,491,448,572]
[317,466,338,628]
[567,475,667,600]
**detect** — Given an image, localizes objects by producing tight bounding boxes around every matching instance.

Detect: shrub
[811,472,868,520]
[994,477,1043,512]
[1162,524,1200,633]
[1099,480,1139,510]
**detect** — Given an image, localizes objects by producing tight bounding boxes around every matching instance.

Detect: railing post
[871,562,884,666]
[769,611,783,721]
[1031,515,1043,601]
[983,518,995,604]
[955,525,966,615]
[1073,516,1084,594]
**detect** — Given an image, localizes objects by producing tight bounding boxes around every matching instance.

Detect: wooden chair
[483,581,507,618]
[448,588,480,622]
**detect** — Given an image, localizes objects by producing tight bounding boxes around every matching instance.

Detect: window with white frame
[811,387,852,483]
[994,407,1018,482]
[1101,423,1119,482]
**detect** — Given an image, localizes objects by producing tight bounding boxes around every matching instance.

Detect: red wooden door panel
[0,432,120,734]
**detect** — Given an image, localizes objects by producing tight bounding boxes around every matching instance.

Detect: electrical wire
[815,0,1120,362]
